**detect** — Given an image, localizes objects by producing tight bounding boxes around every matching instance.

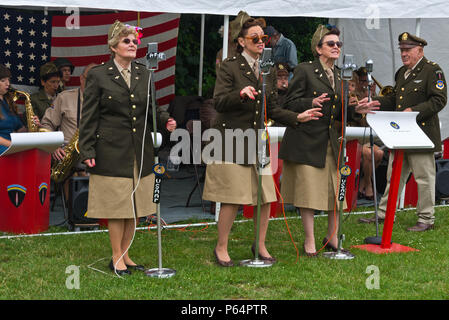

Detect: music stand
[353,111,433,253]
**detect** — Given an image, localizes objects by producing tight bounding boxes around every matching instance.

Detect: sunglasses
[324,40,343,48]
[122,38,139,45]
[245,34,269,44]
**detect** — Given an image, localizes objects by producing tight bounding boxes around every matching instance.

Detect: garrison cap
[275,62,290,76]
[229,11,251,41]
[398,32,427,49]
[39,62,59,78]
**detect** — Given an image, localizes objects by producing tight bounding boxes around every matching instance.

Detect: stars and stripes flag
[0,8,180,109]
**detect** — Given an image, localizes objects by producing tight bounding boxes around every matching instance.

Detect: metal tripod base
[240,258,274,268]
[322,250,355,260]
[144,268,176,278]
[364,236,383,245]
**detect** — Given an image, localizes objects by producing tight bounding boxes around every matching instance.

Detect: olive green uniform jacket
[279,59,350,167]
[212,54,300,165]
[374,57,447,152]
[30,88,54,120]
[79,59,170,178]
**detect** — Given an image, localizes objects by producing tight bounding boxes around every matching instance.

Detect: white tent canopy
[2,1,449,18]
[2,1,449,139]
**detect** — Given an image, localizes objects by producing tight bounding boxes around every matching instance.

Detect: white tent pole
[215,15,229,222]
[415,18,422,37]
[222,15,229,60]
[388,18,396,83]
[198,14,205,96]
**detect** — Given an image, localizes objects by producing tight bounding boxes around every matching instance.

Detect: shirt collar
[113,59,130,74]
[241,51,258,68]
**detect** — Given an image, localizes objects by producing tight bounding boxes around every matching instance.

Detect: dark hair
[317,27,341,48]
[236,18,265,53]
[0,64,11,80]
[41,71,61,82]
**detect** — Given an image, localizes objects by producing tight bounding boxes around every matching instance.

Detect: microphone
[341,54,357,80]
[259,48,274,75]
[365,59,373,85]
[145,42,166,71]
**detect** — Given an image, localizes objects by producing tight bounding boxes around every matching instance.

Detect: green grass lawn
[1,206,448,300]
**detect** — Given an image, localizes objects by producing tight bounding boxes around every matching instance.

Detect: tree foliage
[175,14,327,98]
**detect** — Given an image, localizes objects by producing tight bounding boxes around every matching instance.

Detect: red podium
[352,111,433,254]
[0,132,63,234]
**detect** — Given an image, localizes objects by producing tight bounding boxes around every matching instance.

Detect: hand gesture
[312,93,330,107]
[297,107,323,122]
[355,97,381,114]
[240,86,258,100]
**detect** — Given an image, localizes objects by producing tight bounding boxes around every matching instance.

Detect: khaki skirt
[86,160,156,219]
[281,142,347,211]
[202,162,277,206]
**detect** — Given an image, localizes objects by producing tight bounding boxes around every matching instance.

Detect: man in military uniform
[53,57,75,93]
[359,32,447,231]
[30,62,61,120]
[40,63,97,161]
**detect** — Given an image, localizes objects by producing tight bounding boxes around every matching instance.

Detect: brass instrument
[51,129,80,183]
[10,89,49,132]
[372,76,394,96]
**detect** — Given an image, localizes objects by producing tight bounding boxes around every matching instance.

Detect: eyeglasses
[324,40,343,48]
[122,38,139,45]
[245,34,269,44]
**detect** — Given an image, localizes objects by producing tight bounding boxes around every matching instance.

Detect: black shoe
[322,238,351,254]
[213,249,234,267]
[125,263,146,271]
[251,243,277,262]
[109,259,131,276]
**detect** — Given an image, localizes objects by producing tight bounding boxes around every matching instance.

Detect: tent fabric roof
[2,1,449,18]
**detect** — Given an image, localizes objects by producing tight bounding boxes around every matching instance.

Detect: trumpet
[372,76,394,96]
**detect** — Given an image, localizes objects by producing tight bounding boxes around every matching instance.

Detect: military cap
[398,32,427,49]
[229,11,251,41]
[275,62,290,76]
[53,57,74,73]
[311,24,328,57]
[39,62,59,78]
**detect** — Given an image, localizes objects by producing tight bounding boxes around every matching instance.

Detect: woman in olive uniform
[279,25,377,256]
[203,18,322,266]
[79,21,176,275]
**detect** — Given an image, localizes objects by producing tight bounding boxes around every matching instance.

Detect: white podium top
[1,132,64,157]
[366,111,434,150]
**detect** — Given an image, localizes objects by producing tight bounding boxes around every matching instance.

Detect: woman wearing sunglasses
[279,25,377,257]
[79,20,176,276]
[203,18,323,266]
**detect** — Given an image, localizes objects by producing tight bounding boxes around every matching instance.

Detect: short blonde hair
[107,20,139,57]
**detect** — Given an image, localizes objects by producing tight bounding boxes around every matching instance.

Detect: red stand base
[352,243,419,254]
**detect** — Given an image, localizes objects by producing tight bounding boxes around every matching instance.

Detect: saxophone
[10,89,49,132]
[51,129,80,183]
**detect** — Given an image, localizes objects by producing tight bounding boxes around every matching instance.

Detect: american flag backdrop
[0,8,180,109]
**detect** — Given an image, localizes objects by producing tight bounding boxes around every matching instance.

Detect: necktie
[404,68,412,80]
[121,69,131,88]
[326,68,335,90]
[253,60,259,77]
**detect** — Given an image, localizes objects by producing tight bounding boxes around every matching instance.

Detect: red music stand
[352,111,433,254]
[0,132,63,234]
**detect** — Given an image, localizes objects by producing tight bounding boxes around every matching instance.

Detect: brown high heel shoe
[251,243,276,263]
[302,243,318,257]
[213,249,234,267]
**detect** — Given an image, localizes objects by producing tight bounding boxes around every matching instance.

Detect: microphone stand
[364,73,382,245]
[241,50,274,268]
[144,47,176,278]
[323,56,355,260]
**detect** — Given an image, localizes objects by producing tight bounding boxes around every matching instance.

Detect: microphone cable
[112,68,152,278]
